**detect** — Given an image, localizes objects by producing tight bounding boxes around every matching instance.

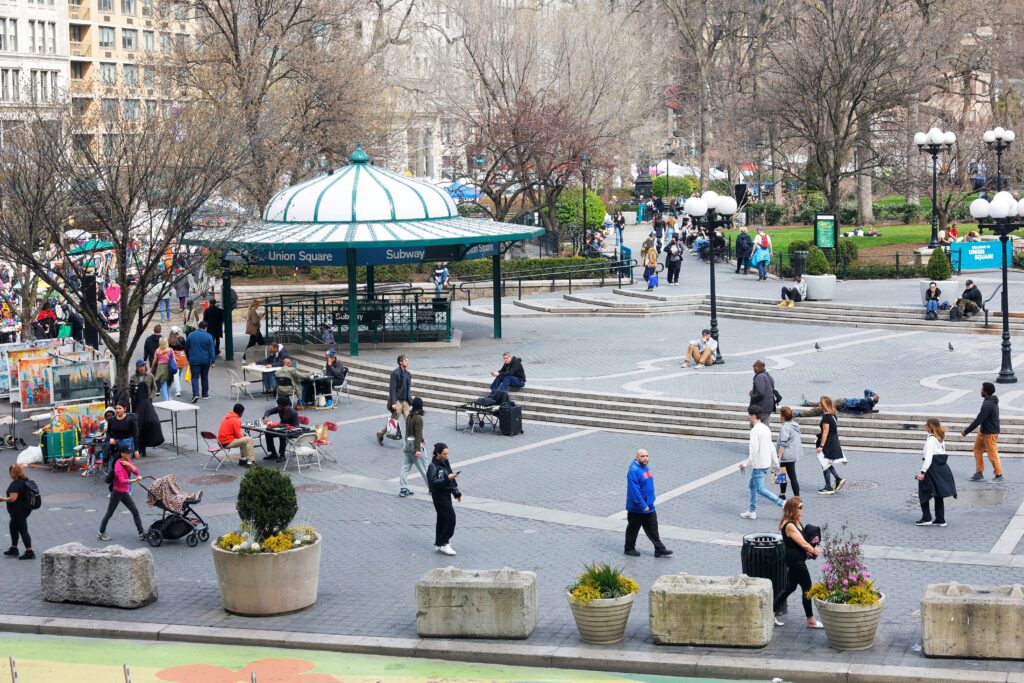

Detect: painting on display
[7,348,52,402]
[50,359,112,404]
[18,357,53,408]
[54,401,107,435]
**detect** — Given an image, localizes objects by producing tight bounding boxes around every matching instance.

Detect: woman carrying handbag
[916,419,957,526]
[814,396,847,495]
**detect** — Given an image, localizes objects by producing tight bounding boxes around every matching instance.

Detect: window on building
[174,2,187,21]
[0,69,12,102]
[7,18,16,51]
[69,24,83,42]
[143,67,154,87]
[121,0,135,14]
[72,98,90,118]
[0,19,6,51]
[101,99,118,121]
[160,32,170,52]
[122,28,137,51]
[70,62,85,80]
[175,33,188,50]
[27,20,35,52]
[124,99,139,119]
[143,30,153,51]
[102,134,117,156]
[47,22,55,54]
[145,99,157,116]
[123,64,138,86]
[142,0,152,16]
[99,0,113,12]
[99,26,114,49]
[38,71,49,102]
[100,62,116,85]
[50,71,56,96]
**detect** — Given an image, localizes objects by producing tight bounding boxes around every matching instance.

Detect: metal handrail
[456,258,641,306]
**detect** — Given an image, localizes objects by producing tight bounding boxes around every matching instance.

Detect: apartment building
[66,0,192,139]
[0,0,69,138]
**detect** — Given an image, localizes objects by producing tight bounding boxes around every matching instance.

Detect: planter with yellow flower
[212,466,321,616]
[565,563,639,644]
[807,525,884,651]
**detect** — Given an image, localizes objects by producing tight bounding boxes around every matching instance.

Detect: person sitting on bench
[778,274,807,307]
[952,280,983,320]
[490,352,526,393]
[682,329,717,368]
[798,390,879,417]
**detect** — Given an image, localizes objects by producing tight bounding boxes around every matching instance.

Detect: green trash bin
[791,250,808,277]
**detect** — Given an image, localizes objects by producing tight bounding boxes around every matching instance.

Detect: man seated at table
[262,396,300,462]
[301,349,348,405]
[218,403,255,468]
[262,342,289,392]
[274,358,305,403]
[489,352,526,393]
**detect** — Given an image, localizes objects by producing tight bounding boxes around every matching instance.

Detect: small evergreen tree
[806,246,832,275]
[926,248,952,281]
[237,466,298,543]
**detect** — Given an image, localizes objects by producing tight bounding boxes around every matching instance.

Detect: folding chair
[284,432,320,473]
[228,369,255,401]
[314,421,338,463]
[200,431,231,472]
[332,377,352,405]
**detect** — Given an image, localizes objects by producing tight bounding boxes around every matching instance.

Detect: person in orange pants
[962,382,1003,482]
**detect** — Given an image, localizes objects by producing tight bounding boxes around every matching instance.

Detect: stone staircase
[466,288,1016,335]
[289,352,1024,456]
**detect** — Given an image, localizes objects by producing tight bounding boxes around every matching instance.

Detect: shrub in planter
[237,466,298,543]
[806,246,832,275]
[566,562,639,644]
[926,248,953,281]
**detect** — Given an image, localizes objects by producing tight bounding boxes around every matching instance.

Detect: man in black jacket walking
[377,355,412,446]
[489,352,526,393]
[962,382,1003,482]
[203,299,225,359]
[142,325,162,365]
[748,360,777,424]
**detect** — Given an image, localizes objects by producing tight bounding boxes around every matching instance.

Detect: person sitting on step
[682,329,717,368]
[952,279,983,320]
[778,274,807,307]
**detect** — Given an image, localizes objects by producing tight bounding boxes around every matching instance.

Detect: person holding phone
[427,442,461,556]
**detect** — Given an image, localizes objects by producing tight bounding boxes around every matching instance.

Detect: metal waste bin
[740,533,786,611]
[791,250,808,277]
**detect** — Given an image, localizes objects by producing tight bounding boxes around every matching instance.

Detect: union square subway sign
[248,243,498,267]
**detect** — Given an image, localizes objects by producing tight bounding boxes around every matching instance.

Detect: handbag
[775,471,787,485]
[403,437,416,455]
[167,353,178,376]
[385,416,402,440]
[648,273,659,288]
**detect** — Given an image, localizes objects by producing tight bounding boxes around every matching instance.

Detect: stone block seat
[649,573,773,647]
[416,566,538,638]
[922,582,1024,659]
[42,542,158,609]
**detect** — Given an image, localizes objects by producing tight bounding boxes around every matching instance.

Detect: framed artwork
[19,357,53,408]
[54,401,107,435]
[50,359,113,404]
[8,348,52,402]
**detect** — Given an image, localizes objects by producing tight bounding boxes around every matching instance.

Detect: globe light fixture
[915,125,956,248]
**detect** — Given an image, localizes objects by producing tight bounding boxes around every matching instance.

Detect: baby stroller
[138,475,209,547]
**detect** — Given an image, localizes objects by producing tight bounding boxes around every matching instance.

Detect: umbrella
[444,182,481,200]
[67,239,114,256]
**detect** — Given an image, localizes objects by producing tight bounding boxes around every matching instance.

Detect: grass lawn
[761,223,934,253]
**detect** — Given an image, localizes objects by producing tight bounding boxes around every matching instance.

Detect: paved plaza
[4,274,1024,681]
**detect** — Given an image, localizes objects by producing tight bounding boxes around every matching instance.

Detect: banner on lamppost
[815,214,837,249]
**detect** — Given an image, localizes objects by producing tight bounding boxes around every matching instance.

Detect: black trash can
[791,250,808,277]
[740,532,786,611]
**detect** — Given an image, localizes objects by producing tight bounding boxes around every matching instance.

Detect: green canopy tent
[67,239,114,256]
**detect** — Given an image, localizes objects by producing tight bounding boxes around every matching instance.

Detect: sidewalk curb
[0,614,1018,683]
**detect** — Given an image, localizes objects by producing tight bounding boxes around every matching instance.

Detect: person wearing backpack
[3,464,35,560]
[98,446,145,542]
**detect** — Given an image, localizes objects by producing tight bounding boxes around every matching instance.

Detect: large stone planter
[922,582,1024,659]
[814,592,885,651]
[919,279,961,306]
[416,567,538,639]
[42,542,157,609]
[803,274,837,301]
[212,535,321,616]
[649,573,773,647]
[567,591,636,644]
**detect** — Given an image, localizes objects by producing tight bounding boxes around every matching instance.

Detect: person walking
[377,355,412,446]
[751,227,773,281]
[771,498,823,629]
[917,418,957,526]
[734,227,752,275]
[150,338,174,402]
[244,299,264,351]
[623,448,673,557]
[427,442,460,556]
[184,321,215,403]
[399,397,428,497]
[962,382,1003,482]
[97,446,146,542]
[663,235,684,285]
[740,408,784,519]
[776,406,802,499]
[143,324,162,365]
[748,359,777,424]
[3,464,35,560]
[168,327,187,398]
[174,274,191,313]
[203,299,225,361]
[815,396,846,495]
[641,234,658,291]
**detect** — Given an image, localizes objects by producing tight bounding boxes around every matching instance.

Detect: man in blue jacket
[184,321,216,403]
[624,449,673,558]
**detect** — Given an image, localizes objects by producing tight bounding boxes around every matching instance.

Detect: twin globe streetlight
[684,190,738,364]
[914,127,956,249]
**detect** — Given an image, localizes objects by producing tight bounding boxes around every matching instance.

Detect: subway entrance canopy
[185,146,543,357]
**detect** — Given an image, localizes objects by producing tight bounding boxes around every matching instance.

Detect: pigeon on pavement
[814,342,822,351]
[949,342,954,351]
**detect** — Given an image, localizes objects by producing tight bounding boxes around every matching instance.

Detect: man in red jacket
[218,403,255,467]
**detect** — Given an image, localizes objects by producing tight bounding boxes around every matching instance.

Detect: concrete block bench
[649,573,773,647]
[922,582,1024,659]
[416,566,538,639]
[42,542,158,609]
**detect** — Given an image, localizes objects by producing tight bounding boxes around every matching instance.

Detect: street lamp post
[971,126,1019,385]
[685,191,738,364]
[914,126,956,249]
[665,148,674,209]
[580,152,591,255]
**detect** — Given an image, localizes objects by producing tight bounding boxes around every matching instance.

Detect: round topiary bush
[926,247,952,281]
[237,466,298,543]
[806,246,832,275]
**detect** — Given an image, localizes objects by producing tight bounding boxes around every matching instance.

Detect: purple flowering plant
[806,523,881,605]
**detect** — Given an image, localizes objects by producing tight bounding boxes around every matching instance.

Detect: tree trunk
[769,122,784,204]
[855,113,874,226]
[698,72,712,192]
[905,98,920,204]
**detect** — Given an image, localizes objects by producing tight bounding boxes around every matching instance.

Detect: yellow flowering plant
[807,524,881,606]
[566,563,639,606]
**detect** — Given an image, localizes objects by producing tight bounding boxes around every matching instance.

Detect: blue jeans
[926,300,939,313]
[190,363,210,398]
[158,380,171,402]
[748,467,784,512]
[490,376,525,393]
[616,227,624,247]
[756,260,768,280]
[159,299,171,320]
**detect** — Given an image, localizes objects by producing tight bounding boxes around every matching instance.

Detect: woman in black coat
[815,396,846,495]
[426,442,461,556]
[917,419,957,526]
[735,228,753,275]
[130,361,165,457]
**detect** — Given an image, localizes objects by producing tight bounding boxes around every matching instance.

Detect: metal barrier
[456,258,640,306]
[262,286,451,345]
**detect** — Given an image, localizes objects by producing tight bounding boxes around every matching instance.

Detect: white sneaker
[97,533,111,541]
[438,544,456,556]
[175,392,181,397]
[740,511,757,520]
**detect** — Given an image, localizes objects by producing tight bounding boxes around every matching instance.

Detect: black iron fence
[457,258,642,306]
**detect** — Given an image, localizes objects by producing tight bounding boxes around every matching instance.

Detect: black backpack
[23,480,41,510]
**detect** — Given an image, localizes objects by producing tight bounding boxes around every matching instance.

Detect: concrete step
[695,306,1003,335]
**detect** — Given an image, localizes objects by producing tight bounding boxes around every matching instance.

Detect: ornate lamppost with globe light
[914,126,956,249]
[684,191,738,364]
[969,187,1021,384]
[983,127,1015,191]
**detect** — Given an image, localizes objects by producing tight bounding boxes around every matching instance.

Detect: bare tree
[0,100,244,389]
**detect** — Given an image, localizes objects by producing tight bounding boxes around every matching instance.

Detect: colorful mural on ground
[0,635,767,683]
